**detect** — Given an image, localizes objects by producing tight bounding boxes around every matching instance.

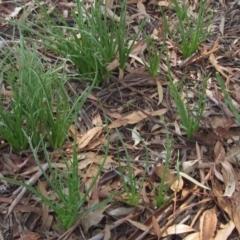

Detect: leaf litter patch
[0,0,240,239]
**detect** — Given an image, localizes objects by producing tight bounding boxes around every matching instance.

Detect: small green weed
[161,0,211,58]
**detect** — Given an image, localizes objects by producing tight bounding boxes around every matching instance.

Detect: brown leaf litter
[1,0,240,239]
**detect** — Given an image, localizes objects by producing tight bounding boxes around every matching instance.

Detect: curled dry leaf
[214,141,226,163]
[152,215,161,239]
[77,126,103,149]
[162,224,196,237]
[231,192,240,234]
[81,205,109,234]
[212,181,233,220]
[199,208,217,240]
[127,219,150,232]
[156,80,163,105]
[219,15,225,35]
[17,232,42,240]
[209,53,229,80]
[131,127,141,146]
[220,161,235,197]
[213,164,224,182]
[214,221,235,240]
[109,109,167,128]
[104,224,111,240]
[154,163,183,192]
[183,232,200,240]
[208,115,233,129]
[226,145,240,165]
[137,1,146,13]
[92,113,103,127]
[130,39,147,56]
[106,58,120,71]
[107,207,135,217]
[182,159,199,174]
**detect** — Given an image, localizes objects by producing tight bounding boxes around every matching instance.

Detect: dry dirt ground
[0,0,240,239]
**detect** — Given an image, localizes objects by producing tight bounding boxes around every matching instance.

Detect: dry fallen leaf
[154,163,183,192]
[38,181,53,231]
[162,224,196,237]
[220,161,236,197]
[137,0,146,12]
[156,80,163,105]
[106,58,120,71]
[214,221,235,240]
[214,141,226,163]
[199,208,217,240]
[212,181,233,220]
[17,232,42,240]
[226,145,240,165]
[109,109,167,128]
[231,192,240,234]
[132,129,141,147]
[127,219,150,232]
[219,14,225,35]
[209,53,229,80]
[81,205,109,233]
[77,126,103,149]
[108,207,135,217]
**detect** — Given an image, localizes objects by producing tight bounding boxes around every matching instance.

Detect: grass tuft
[168,71,207,139]
[161,0,211,58]
[0,133,112,230]
[0,36,93,151]
[10,1,145,85]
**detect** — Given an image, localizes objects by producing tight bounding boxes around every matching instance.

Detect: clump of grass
[161,0,211,58]
[168,71,207,139]
[13,1,145,85]
[0,135,112,230]
[0,37,93,151]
